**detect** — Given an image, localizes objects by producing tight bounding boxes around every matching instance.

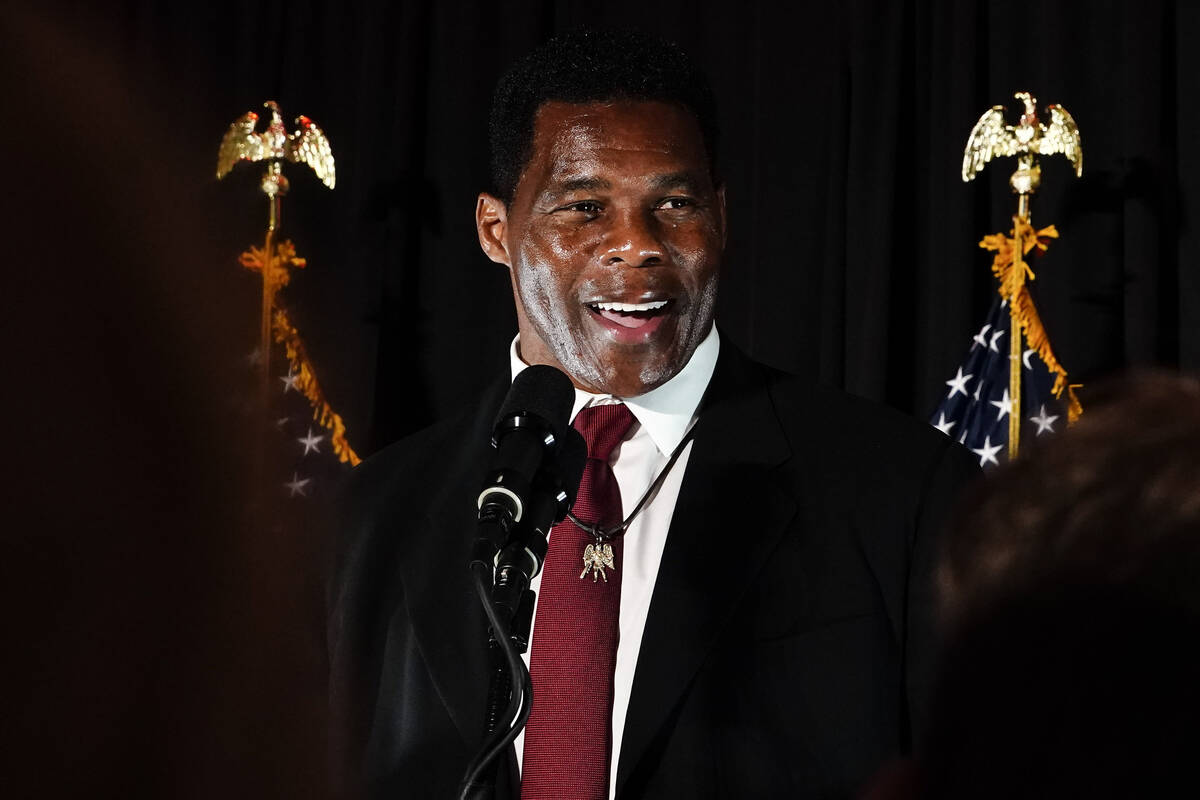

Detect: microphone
[490,441,586,622]
[460,365,586,800]
[474,365,586,580]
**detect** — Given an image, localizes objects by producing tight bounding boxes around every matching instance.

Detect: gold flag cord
[240,239,361,466]
[260,187,281,410]
[979,217,1083,452]
[272,306,361,466]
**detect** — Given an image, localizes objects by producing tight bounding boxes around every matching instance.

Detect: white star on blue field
[931,296,1068,467]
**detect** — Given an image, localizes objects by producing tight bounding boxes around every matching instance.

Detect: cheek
[512,245,582,327]
[513,226,596,300]
[670,234,723,294]
[664,215,722,263]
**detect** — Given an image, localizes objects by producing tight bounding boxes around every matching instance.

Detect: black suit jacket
[328,343,980,799]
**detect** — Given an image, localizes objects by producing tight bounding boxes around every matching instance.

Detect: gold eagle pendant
[580,542,615,583]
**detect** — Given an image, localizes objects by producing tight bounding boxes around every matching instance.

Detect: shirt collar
[508,325,720,456]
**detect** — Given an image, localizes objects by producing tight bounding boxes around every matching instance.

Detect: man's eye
[658,197,695,210]
[562,201,602,215]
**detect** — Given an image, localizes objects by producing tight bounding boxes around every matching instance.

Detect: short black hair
[488,28,719,203]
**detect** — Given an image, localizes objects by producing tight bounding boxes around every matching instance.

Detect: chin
[590,358,680,398]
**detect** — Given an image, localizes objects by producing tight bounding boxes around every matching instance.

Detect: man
[329,30,979,799]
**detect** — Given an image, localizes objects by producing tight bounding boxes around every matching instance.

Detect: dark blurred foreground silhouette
[866,372,1200,799]
[2,5,331,797]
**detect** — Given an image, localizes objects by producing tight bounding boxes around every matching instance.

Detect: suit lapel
[616,346,797,793]
[394,376,508,749]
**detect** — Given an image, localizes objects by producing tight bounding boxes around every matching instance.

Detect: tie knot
[573,403,636,461]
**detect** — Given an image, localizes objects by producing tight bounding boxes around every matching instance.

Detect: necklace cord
[566,424,697,541]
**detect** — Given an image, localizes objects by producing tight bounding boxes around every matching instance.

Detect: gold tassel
[979,218,1082,423]
[272,307,361,466]
[1066,384,1083,424]
[239,238,361,465]
[240,239,306,290]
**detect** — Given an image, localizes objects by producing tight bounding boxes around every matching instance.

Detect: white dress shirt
[510,326,720,798]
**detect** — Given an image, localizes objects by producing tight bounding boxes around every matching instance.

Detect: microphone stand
[457,489,561,800]
[477,586,534,788]
[456,560,534,800]
[483,587,534,737]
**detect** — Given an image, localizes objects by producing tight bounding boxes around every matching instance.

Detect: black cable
[482,640,511,737]
[456,562,534,800]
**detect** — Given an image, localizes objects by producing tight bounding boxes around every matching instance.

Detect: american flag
[272,364,347,501]
[930,297,1067,467]
[241,322,359,509]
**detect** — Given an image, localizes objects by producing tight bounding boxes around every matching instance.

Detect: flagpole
[943,91,1084,467]
[1006,150,1037,461]
[959,90,1083,463]
[260,162,287,415]
[261,192,276,413]
[1008,195,1029,460]
[216,102,361,495]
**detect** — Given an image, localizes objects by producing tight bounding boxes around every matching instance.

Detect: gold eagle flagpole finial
[216,101,335,410]
[963,91,1082,204]
[962,92,1083,459]
[215,103,359,475]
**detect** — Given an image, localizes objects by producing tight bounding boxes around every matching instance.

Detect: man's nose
[601,209,665,267]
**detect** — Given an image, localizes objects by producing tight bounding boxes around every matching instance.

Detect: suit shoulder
[763,368,978,487]
[764,369,936,444]
[340,373,506,511]
[342,414,466,506]
[333,398,491,579]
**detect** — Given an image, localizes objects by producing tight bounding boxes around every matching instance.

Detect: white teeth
[592,300,669,312]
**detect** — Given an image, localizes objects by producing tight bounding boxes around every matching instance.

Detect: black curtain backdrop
[4,1,1199,797]
[41,0,1197,453]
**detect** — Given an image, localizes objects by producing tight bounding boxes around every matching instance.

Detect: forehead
[524,100,710,188]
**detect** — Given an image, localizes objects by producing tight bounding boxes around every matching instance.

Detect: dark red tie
[521,403,636,800]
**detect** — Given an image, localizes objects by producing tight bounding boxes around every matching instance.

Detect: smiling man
[476,98,723,398]
[330,30,979,800]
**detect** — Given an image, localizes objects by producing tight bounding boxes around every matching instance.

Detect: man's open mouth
[586,299,672,329]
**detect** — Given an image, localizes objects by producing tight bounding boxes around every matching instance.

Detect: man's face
[477,100,725,397]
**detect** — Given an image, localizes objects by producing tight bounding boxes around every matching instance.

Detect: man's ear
[476,192,511,267]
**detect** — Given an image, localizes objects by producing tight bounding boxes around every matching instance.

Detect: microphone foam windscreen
[495,365,576,431]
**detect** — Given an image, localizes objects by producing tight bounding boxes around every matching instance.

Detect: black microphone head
[491,364,587,516]
[494,364,576,434]
[479,364,579,528]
